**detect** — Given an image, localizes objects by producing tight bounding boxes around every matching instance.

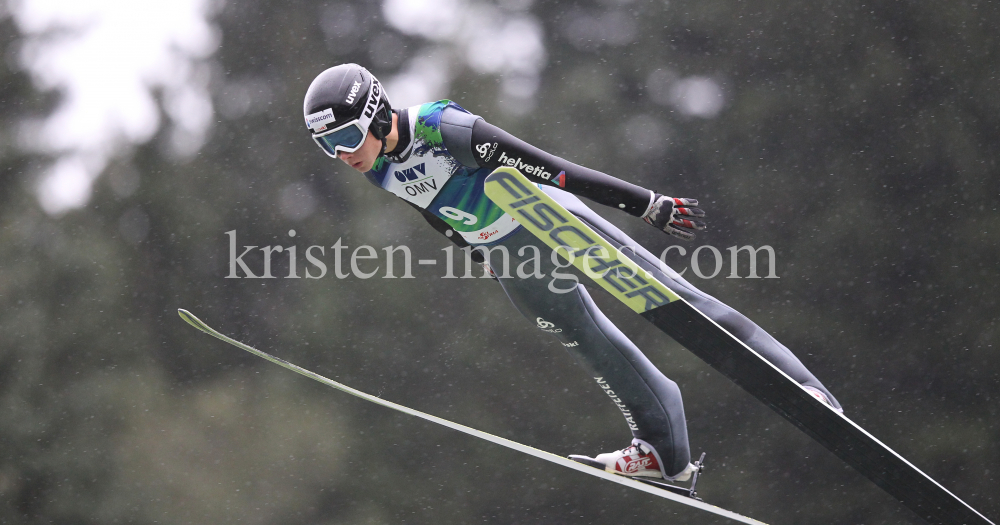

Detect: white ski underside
[177,309,767,525]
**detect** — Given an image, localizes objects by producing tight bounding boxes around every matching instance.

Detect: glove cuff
[640,190,658,219]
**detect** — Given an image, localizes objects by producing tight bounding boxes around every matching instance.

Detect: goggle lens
[315,124,365,156]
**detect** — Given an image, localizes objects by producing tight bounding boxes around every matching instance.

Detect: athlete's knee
[712,310,757,341]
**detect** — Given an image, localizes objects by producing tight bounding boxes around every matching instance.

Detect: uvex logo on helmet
[363,79,381,119]
[345,81,362,104]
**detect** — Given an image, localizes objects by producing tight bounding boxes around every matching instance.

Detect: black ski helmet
[303,63,392,156]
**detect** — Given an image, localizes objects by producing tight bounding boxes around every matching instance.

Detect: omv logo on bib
[393,162,439,197]
[394,163,426,182]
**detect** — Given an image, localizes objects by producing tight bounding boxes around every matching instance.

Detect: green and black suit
[363,100,841,479]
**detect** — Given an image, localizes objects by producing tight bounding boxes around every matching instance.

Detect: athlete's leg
[543,187,843,411]
[490,228,691,478]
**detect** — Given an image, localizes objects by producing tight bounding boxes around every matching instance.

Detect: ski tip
[177,309,211,334]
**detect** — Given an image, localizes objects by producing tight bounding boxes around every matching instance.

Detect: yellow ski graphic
[483,167,680,312]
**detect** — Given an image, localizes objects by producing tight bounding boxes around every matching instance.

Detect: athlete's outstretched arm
[470,120,652,215]
[454,116,706,241]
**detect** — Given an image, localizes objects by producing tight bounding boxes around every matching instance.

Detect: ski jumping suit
[364,100,842,479]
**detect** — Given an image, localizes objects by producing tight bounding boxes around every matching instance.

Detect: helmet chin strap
[373,109,391,159]
[370,105,392,160]
[377,136,387,159]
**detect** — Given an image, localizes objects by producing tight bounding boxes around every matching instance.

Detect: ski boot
[569,442,664,478]
[570,444,707,500]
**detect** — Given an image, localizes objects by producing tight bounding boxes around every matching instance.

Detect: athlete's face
[337,130,380,172]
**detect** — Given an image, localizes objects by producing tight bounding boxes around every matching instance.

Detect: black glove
[642,193,706,241]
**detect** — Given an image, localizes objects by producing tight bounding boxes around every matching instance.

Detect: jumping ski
[177,308,768,525]
[483,166,994,525]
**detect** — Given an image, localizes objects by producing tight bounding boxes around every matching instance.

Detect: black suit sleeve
[467,119,655,217]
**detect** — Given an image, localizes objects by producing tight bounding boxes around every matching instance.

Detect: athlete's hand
[642,193,706,241]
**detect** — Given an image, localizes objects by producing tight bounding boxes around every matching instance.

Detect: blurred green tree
[0,0,996,523]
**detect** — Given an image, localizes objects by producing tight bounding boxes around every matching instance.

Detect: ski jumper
[364,100,841,479]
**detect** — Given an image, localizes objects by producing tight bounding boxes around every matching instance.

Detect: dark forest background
[1,0,998,523]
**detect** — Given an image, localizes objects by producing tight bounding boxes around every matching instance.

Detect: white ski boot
[570,441,699,480]
[570,442,664,478]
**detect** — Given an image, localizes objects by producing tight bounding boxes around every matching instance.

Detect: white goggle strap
[355,76,382,133]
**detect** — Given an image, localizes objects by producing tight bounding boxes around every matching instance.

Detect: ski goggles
[312,119,368,157]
